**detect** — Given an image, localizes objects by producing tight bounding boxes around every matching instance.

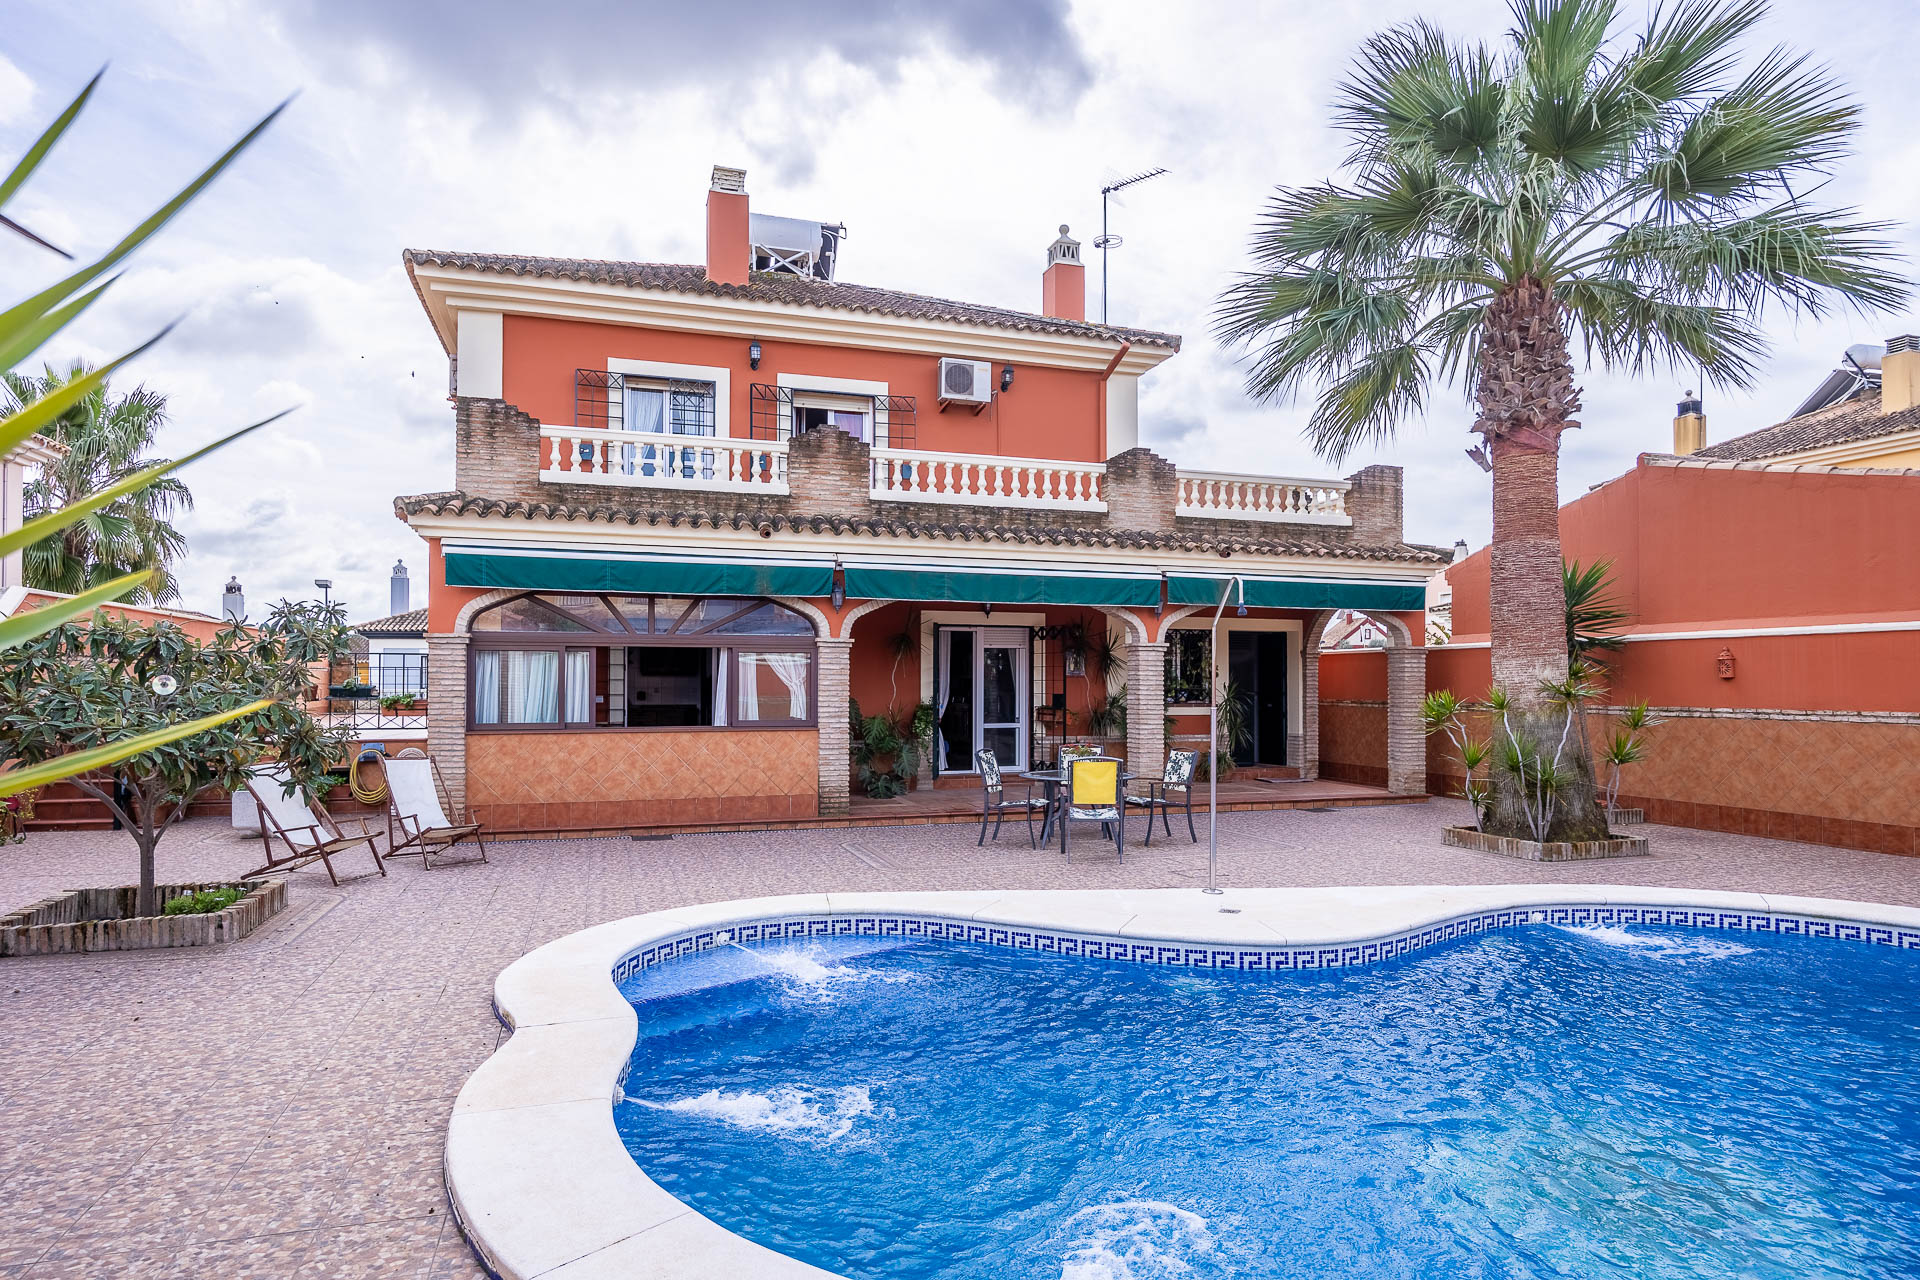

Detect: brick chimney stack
[1042,225,1085,323]
[706,165,750,287]
[1673,391,1705,455]
[1882,335,1919,414]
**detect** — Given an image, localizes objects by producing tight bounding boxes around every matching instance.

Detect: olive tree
[0,600,352,915]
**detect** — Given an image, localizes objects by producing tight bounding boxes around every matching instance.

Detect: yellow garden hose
[349,749,389,806]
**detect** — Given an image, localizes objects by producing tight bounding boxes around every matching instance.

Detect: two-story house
[395,166,1446,835]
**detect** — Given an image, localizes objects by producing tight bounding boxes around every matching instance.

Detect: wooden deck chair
[384,755,488,869]
[244,765,386,885]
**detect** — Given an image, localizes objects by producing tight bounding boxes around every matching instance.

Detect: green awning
[445,551,833,598]
[1166,575,1426,612]
[843,566,1160,608]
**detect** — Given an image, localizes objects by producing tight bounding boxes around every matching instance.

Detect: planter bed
[0,879,285,957]
[1443,825,1649,862]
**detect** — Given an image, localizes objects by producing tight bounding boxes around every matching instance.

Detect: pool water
[613,925,1920,1279]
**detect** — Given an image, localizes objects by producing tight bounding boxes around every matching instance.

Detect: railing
[1175,471,1352,525]
[539,426,789,494]
[870,448,1106,511]
[325,655,428,731]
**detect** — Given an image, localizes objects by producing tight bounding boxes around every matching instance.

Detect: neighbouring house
[1677,335,1920,468]
[0,586,230,641]
[1,433,64,592]
[394,165,1446,835]
[1322,445,1920,856]
[348,561,428,698]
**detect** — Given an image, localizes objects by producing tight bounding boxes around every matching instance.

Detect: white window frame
[776,372,892,447]
[608,358,731,437]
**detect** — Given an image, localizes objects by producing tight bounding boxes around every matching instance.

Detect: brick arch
[769,595,836,639]
[825,596,893,639]
[1300,607,1426,795]
[452,588,527,635]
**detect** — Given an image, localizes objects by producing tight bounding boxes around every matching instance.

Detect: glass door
[937,627,1029,773]
[979,635,1027,771]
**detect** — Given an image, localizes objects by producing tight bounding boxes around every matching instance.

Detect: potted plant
[379,693,418,717]
[849,700,924,799]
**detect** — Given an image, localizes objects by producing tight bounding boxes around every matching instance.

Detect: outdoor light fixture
[831,573,845,610]
[1237,604,1248,617]
[1000,365,1014,392]
[983,602,994,616]
[314,578,332,608]
[748,340,762,370]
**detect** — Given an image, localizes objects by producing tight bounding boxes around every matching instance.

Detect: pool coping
[446,884,1920,1280]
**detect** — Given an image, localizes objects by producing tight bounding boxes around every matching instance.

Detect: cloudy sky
[4,0,1916,622]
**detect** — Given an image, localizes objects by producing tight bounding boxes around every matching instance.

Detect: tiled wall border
[611,902,1920,988]
[450,886,1920,1280]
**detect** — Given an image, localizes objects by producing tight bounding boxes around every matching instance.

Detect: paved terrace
[5,804,1920,1279]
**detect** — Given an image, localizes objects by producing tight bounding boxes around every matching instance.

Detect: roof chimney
[1042,225,1085,323]
[1883,335,1919,414]
[1673,390,1705,456]
[222,576,244,623]
[390,559,410,616]
[706,165,750,288]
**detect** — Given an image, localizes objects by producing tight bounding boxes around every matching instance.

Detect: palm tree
[1217,0,1905,840]
[3,361,193,605]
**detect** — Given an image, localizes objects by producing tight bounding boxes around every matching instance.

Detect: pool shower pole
[1203,576,1242,895]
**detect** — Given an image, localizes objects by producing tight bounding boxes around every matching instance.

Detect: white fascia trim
[411,516,1438,582]
[0,583,25,618]
[415,268,1176,376]
[1758,428,1920,468]
[607,357,732,437]
[442,541,836,570]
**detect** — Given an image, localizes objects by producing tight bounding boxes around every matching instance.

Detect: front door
[1226,632,1289,767]
[937,627,1029,773]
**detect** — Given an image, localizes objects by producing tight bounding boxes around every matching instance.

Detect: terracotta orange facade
[395,166,1446,835]
[1319,453,1920,854]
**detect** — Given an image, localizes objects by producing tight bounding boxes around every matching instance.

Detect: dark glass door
[1226,632,1289,767]
[939,629,975,771]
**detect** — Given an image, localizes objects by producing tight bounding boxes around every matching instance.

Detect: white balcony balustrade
[870,448,1106,511]
[1174,471,1352,525]
[539,426,789,495]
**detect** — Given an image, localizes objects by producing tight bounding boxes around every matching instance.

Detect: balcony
[534,424,1352,526]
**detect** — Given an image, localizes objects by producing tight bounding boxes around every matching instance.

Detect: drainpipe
[1204,575,1243,895]
[1097,341,1131,460]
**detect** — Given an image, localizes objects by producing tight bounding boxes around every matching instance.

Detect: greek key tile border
[610,904,1920,985]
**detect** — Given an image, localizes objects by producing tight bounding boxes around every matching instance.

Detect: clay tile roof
[391,491,1446,566]
[352,608,427,637]
[1693,388,1920,462]
[402,250,1181,350]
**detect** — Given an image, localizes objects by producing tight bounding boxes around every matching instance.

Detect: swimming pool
[614,924,1920,1280]
[445,887,1920,1280]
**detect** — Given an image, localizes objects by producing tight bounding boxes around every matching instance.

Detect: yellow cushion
[1071,760,1117,807]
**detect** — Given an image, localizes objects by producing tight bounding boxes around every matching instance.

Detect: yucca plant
[1218,0,1906,841]
[0,71,289,797]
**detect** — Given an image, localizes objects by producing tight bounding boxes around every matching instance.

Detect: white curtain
[473,650,501,724]
[738,652,760,721]
[712,648,729,726]
[761,652,809,720]
[505,651,559,723]
[624,387,665,432]
[564,650,593,723]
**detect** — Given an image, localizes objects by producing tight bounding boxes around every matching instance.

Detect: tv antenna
[1095,167,1167,324]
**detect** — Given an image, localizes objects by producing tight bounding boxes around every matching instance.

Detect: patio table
[1018,768,1137,846]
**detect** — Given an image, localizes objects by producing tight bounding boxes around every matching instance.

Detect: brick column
[1385,645,1429,795]
[1124,642,1168,786]
[1299,641,1321,780]
[816,637,853,816]
[425,633,471,819]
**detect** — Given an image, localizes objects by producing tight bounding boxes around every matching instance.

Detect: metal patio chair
[975,749,1044,847]
[1059,755,1125,864]
[1126,749,1199,845]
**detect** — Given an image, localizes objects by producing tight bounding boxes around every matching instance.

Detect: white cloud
[0,54,33,126]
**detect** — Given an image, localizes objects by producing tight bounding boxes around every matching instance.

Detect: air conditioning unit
[938,358,994,405]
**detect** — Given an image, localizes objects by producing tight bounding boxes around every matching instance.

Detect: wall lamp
[1000,364,1015,393]
[831,567,845,610]
[748,340,763,370]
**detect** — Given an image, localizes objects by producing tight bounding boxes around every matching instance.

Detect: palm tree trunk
[1477,280,1608,842]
